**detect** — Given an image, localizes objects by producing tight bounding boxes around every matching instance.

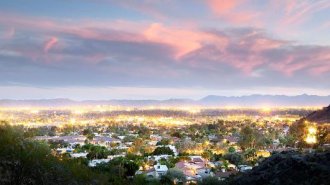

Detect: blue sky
[0,0,329,100]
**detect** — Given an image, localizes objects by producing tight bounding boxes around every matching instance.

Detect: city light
[305,126,317,144]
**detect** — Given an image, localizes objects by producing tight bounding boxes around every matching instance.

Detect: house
[238,165,253,172]
[90,136,121,147]
[208,134,219,142]
[70,152,88,158]
[148,141,158,146]
[34,135,86,147]
[175,160,207,180]
[107,154,125,160]
[150,134,162,141]
[190,156,206,166]
[222,136,239,145]
[154,164,168,178]
[214,170,238,181]
[142,168,157,179]
[227,164,237,171]
[138,164,168,179]
[148,155,171,162]
[88,159,110,167]
[196,168,213,178]
[56,147,74,154]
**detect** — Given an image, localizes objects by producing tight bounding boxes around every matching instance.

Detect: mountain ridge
[0,94,329,107]
[305,104,330,123]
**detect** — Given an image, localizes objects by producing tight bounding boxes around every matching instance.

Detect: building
[154,164,168,178]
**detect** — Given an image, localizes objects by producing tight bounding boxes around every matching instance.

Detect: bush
[0,122,108,184]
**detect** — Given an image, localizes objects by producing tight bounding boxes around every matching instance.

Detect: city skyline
[0,0,330,99]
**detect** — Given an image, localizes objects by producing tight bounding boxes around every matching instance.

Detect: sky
[0,0,330,100]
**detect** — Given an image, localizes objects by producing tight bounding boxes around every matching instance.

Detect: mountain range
[0,94,329,107]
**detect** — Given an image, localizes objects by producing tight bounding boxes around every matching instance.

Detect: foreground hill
[0,123,109,185]
[305,105,330,123]
[226,151,330,185]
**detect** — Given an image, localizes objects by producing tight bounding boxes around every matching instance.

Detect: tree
[86,133,95,141]
[239,126,257,150]
[228,146,236,153]
[171,131,182,138]
[244,148,257,164]
[202,150,212,161]
[161,168,186,185]
[82,128,93,136]
[125,160,139,176]
[76,144,110,159]
[279,135,295,147]
[153,147,174,155]
[128,138,144,155]
[123,135,136,143]
[133,174,148,185]
[156,138,170,146]
[198,176,223,185]
[0,122,108,184]
[288,119,308,148]
[224,153,243,166]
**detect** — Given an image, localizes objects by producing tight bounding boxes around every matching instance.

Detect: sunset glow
[0,0,329,99]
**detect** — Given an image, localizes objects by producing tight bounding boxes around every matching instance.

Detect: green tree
[161,168,186,185]
[228,146,236,153]
[153,147,174,155]
[198,176,222,185]
[224,153,243,166]
[133,174,148,185]
[0,122,108,184]
[239,126,257,150]
[202,150,213,161]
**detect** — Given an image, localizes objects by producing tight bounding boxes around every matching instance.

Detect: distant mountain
[305,105,330,123]
[199,94,330,107]
[0,94,329,107]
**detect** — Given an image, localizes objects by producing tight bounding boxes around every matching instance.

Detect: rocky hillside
[226,151,330,185]
[305,105,330,123]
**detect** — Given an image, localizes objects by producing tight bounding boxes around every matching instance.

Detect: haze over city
[0,0,329,100]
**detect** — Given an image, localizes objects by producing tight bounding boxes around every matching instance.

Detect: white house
[88,159,110,167]
[70,152,88,158]
[148,155,171,162]
[238,165,253,172]
[154,164,168,178]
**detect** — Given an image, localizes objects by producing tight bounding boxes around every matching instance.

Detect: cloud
[143,23,228,58]
[207,0,241,14]
[270,0,330,26]
[0,13,329,92]
[44,37,58,53]
[1,27,15,39]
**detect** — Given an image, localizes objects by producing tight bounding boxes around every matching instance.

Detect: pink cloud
[207,0,241,14]
[309,65,330,75]
[44,37,58,53]
[205,0,261,25]
[1,12,329,78]
[143,23,228,58]
[269,47,330,76]
[280,0,330,25]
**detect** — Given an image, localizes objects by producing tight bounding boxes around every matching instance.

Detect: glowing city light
[308,127,317,134]
[305,126,317,144]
